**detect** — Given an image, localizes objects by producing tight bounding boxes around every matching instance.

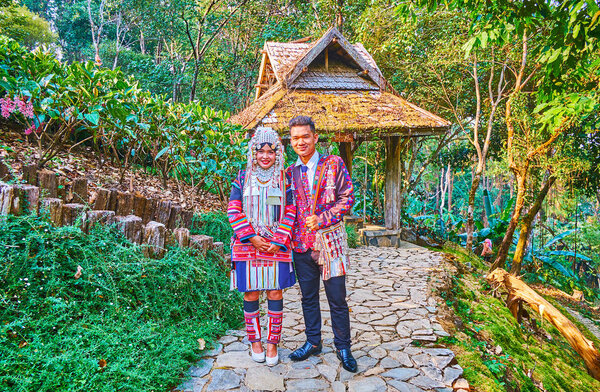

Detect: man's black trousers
[293,250,351,350]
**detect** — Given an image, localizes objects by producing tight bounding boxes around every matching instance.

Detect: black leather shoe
[337,348,358,372]
[289,341,322,361]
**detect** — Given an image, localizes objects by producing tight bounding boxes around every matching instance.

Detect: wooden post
[156,200,172,225]
[84,210,115,233]
[22,164,38,185]
[384,136,401,230]
[0,159,12,181]
[133,194,147,217]
[114,215,143,244]
[179,210,194,229]
[0,183,15,215]
[38,170,58,198]
[116,191,134,216]
[143,221,166,258]
[142,198,158,224]
[190,234,214,254]
[213,241,224,257]
[57,177,68,200]
[167,204,182,229]
[108,189,119,211]
[0,184,38,216]
[70,178,88,204]
[93,188,111,210]
[40,198,63,225]
[173,227,190,248]
[15,184,40,215]
[61,203,86,226]
[338,141,354,176]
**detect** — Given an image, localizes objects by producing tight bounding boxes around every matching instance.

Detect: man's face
[290,125,318,159]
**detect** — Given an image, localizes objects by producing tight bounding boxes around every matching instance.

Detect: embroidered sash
[294,159,349,280]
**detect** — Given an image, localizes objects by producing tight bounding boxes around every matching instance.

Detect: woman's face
[256,144,276,170]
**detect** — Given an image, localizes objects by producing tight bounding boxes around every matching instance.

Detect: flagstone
[178,247,465,392]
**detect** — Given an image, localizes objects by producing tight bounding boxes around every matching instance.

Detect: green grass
[0,214,242,391]
[191,211,233,253]
[439,245,600,392]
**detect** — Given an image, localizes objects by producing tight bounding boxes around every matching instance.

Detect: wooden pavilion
[229,27,451,230]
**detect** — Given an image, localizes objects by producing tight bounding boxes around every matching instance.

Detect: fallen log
[487,268,600,380]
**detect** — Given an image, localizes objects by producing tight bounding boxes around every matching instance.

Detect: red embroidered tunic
[287,155,354,254]
[228,170,296,264]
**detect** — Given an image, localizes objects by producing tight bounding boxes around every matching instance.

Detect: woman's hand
[249,236,271,252]
[266,244,281,254]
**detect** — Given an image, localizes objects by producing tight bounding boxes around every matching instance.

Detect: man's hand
[266,244,281,254]
[249,236,271,252]
[306,215,319,231]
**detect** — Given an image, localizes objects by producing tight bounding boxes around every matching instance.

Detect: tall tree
[0,4,56,48]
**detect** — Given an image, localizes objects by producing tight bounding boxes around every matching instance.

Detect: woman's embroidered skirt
[231,259,296,292]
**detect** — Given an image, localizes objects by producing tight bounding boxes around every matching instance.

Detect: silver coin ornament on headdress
[242,127,286,236]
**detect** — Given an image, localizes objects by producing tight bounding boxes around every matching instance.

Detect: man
[286,115,357,373]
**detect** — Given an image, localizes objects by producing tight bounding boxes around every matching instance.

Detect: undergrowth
[346,223,359,249]
[439,245,600,392]
[191,211,232,253]
[0,214,242,391]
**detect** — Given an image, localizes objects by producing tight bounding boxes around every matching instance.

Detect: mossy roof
[229,88,450,140]
[229,27,451,138]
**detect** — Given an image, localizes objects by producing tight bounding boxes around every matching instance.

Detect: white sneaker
[266,353,279,367]
[251,345,265,363]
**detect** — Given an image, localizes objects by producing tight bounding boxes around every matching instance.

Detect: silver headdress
[242,127,286,236]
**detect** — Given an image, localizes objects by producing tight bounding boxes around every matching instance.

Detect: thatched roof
[229,27,450,138]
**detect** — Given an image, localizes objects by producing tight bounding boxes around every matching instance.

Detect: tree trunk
[465,171,482,250]
[511,176,556,274]
[140,30,145,54]
[112,11,122,70]
[447,167,453,213]
[190,60,200,102]
[487,269,600,380]
[491,168,528,271]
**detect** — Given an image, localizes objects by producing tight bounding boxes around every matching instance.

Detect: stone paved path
[177,245,469,392]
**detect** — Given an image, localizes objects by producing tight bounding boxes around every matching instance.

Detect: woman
[481,238,493,263]
[227,127,296,366]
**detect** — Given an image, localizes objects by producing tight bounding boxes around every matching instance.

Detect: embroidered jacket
[287,154,354,253]
[227,170,296,263]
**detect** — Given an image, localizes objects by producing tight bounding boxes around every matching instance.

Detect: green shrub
[0,36,246,200]
[191,211,232,253]
[0,214,242,391]
[346,223,360,248]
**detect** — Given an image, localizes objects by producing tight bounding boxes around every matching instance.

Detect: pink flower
[24,124,35,135]
[0,96,16,118]
[17,98,34,119]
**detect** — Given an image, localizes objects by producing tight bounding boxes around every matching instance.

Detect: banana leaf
[533,255,576,278]
[543,229,578,249]
[546,250,593,261]
[483,189,494,219]
[500,198,515,221]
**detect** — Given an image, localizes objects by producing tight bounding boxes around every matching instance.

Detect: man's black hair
[288,115,316,133]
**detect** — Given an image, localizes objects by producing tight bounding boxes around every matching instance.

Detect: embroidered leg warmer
[243,299,261,343]
[267,298,283,345]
